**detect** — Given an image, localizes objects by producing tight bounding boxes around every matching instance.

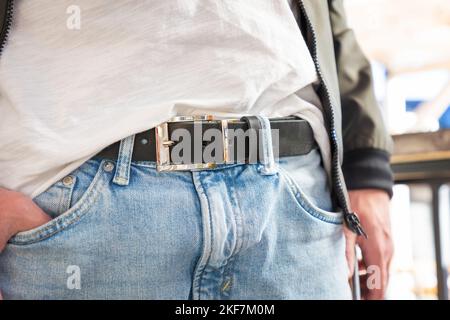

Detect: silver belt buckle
[155,115,232,172]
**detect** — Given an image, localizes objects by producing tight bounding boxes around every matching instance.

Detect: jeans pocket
[8,159,108,245]
[278,165,343,226]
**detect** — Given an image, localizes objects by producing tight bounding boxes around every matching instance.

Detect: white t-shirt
[0,0,331,198]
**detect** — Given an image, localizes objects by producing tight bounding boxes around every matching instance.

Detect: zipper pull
[345,212,368,239]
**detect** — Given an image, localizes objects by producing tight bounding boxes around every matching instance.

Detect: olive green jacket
[299,0,393,197]
[0,0,393,200]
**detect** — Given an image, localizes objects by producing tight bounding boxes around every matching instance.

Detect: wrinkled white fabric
[0,0,330,197]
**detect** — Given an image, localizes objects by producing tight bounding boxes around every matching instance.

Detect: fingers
[348,189,393,300]
[9,194,51,235]
[344,227,357,278]
[357,259,372,300]
[0,189,51,245]
[0,218,12,252]
[0,190,52,302]
[358,235,393,300]
[19,202,52,233]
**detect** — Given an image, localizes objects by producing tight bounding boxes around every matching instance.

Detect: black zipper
[297,0,366,238]
[0,0,14,57]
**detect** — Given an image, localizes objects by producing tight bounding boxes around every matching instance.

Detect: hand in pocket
[0,188,51,299]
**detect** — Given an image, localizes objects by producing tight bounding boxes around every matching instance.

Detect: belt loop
[257,116,277,175]
[240,116,278,175]
[112,135,135,186]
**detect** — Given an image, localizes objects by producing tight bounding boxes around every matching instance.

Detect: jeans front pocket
[32,175,77,219]
[277,151,343,226]
[8,159,110,245]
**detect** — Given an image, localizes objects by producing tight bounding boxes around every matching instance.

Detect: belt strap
[96,116,316,168]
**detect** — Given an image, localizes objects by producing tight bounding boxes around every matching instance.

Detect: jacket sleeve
[328,0,394,197]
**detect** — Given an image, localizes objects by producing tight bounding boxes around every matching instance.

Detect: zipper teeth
[0,0,14,57]
[297,0,350,214]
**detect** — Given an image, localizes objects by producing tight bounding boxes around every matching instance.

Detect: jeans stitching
[225,169,246,255]
[278,167,343,225]
[191,172,214,300]
[9,160,110,245]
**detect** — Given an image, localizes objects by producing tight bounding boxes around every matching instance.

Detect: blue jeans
[0,134,351,299]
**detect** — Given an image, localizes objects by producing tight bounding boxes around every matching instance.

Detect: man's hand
[0,188,51,299]
[0,188,51,251]
[344,189,394,300]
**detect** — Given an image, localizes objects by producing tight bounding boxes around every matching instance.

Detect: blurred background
[345,0,450,299]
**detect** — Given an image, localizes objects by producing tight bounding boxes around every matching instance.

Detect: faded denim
[0,133,351,299]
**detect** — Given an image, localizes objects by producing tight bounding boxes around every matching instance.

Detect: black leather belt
[96,116,316,171]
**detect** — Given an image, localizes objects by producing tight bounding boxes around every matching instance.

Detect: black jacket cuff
[342,148,394,198]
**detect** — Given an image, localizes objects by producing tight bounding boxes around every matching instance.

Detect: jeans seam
[219,254,238,299]
[60,176,76,213]
[191,172,214,300]
[225,170,245,255]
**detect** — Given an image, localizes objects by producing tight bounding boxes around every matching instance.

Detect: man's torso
[0,0,330,197]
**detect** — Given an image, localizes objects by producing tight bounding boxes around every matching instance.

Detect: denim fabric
[0,137,351,299]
